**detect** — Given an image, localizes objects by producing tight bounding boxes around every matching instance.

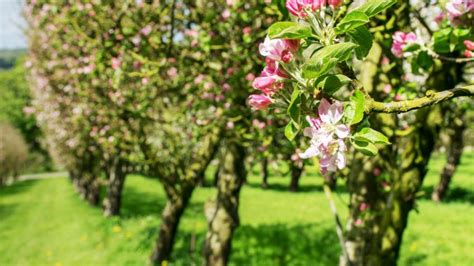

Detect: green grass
[0,152,473,265]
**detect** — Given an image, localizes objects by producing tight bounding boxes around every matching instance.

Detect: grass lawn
[0,152,473,265]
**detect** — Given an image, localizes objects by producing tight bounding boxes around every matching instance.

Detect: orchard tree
[249,0,473,265]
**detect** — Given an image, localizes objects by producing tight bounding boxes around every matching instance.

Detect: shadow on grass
[0,180,39,218]
[120,185,167,219]
[245,181,348,194]
[420,186,474,204]
[167,223,341,265]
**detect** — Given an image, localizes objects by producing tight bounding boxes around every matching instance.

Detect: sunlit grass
[0,152,472,265]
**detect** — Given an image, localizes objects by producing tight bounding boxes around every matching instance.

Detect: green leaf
[285,121,299,141]
[287,89,301,122]
[302,57,338,79]
[352,0,397,18]
[302,42,358,79]
[354,127,390,144]
[268,21,312,39]
[402,43,421,52]
[349,91,365,125]
[315,74,352,95]
[335,11,370,33]
[417,51,433,71]
[432,28,452,53]
[353,140,378,156]
[347,26,373,59]
[302,43,321,60]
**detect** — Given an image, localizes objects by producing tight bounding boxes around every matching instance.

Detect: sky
[0,0,27,50]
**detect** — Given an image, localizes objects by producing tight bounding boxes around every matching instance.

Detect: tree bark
[432,111,466,202]
[150,185,194,265]
[203,143,246,266]
[261,158,269,189]
[289,162,303,192]
[341,108,441,266]
[103,159,127,217]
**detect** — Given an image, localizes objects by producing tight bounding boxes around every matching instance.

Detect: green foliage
[335,11,369,34]
[302,43,357,79]
[352,0,397,18]
[268,22,313,39]
[347,26,373,59]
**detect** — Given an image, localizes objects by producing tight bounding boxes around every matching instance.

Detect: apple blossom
[248,94,273,110]
[446,0,474,23]
[391,31,418,58]
[259,37,299,63]
[464,40,474,50]
[299,99,350,173]
[286,0,324,18]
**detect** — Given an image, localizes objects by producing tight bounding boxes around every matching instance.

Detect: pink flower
[299,99,350,173]
[167,67,178,78]
[222,83,232,92]
[140,25,153,36]
[464,50,474,58]
[328,0,342,8]
[434,12,445,24]
[252,59,287,94]
[226,0,235,7]
[243,27,251,35]
[185,29,199,38]
[248,94,272,110]
[446,0,474,24]
[226,121,235,129]
[246,73,256,81]
[286,0,324,18]
[222,9,231,20]
[259,37,299,63]
[464,40,474,50]
[359,203,368,211]
[111,57,121,69]
[383,84,392,94]
[252,119,266,129]
[391,31,418,58]
[354,219,363,226]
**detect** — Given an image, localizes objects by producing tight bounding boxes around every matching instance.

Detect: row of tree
[24,0,472,265]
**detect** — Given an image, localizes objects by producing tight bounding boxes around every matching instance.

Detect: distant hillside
[0,48,27,69]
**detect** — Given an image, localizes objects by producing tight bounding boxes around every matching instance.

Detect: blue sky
[0,0,26,50]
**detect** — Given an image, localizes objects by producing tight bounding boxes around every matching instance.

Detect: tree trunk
[341,108,440,266]
[432,114,465,202]
[150,185,194,265]
[261,158,269,189]
[289,162,303,192]
[203,143,246,266]
[103,159,127,217]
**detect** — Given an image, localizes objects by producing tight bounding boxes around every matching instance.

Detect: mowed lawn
[0,153,473,266]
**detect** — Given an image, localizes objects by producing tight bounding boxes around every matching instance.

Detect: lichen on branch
[366,86,474,114]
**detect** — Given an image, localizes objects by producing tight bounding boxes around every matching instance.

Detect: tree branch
[366,86,474,114]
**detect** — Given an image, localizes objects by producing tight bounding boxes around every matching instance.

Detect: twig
[323,184,352,265]
[366,86,474,114]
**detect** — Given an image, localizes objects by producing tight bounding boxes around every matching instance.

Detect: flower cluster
[248,37,299,110]
[391,31,418,58]
[464,40,474,58]
[299,99,349,173]
[446,0,474,25]
[286,0,342,18]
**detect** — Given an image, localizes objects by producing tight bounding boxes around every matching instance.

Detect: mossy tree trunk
[150,184,194,264]
[103,158,127,217]
[69,153,101,206]
[342,108,440,266]
[289,161,303,192]
[203,142,246,266]
[432,108,466,202]
[261,158,269,188]
[150,130,222,265]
